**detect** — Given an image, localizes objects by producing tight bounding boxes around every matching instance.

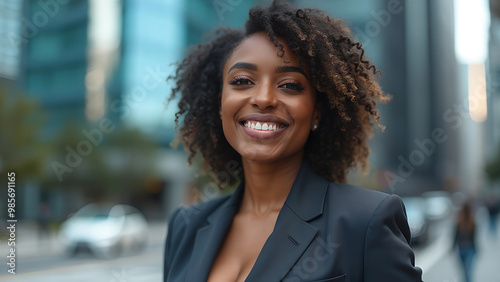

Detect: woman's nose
[250,83,278,110]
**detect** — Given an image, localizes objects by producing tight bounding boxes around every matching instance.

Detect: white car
[421,191,453,220]
[401,197,429,245]
[59,203,149,258]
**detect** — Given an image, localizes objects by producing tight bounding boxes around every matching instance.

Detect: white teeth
[244,121,283,131]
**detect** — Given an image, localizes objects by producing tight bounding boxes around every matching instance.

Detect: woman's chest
[207,212,279,282]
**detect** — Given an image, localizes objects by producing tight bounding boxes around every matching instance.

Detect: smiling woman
[164,1,423,281]
[220,32,320,165]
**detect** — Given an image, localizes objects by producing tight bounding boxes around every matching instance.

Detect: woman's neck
[239,153,303,215]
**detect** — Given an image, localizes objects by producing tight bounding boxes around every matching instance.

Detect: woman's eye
[228,77,253,86]
[279,82,305,91]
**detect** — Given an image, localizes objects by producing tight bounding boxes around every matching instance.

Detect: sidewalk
[472,218,499,282]
[1,220,167,260]
[0,221,62,261]
[422,207,500,282]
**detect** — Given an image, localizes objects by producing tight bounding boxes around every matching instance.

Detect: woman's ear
[311,101,322,131]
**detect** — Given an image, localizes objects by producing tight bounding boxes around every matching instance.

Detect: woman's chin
[237,147,303,164]
[238,148,280,163]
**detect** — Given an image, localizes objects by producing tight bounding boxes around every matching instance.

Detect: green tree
[485,144,500,183]
[0,89,49,181]
[46,121,160,201]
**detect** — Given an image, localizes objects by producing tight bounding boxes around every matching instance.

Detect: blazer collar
[186,161,329,281]
[185,182,245,281]
[246,161,329,280]
[282,161,329,221]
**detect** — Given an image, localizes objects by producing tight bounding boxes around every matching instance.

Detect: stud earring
[313,124,318,131]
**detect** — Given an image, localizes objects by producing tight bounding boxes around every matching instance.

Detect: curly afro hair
[168,0,390,185]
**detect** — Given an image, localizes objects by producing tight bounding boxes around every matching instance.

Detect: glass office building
[9,0,495,218]
[22,0,89,137]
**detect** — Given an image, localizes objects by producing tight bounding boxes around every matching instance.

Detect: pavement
[0,221,167,260]
[1,221,64,261]
[418,206,500,282]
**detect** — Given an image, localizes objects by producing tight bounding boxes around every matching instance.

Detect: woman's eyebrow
[276,66,307,78]
[228,62,257,73]
[227,63,307,78]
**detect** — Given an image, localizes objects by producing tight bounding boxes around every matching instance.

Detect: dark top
[163,162,423,281]
[453,224,476,250]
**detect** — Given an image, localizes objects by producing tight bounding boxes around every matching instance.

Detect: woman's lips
[239,114,289,125]
[238,114,289,139]
[239,120,288,139]
[243,120,285,131]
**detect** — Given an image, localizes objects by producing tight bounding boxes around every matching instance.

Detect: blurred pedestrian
[38,202,51,241]
[453,201,477,282]
[486,195,500,237]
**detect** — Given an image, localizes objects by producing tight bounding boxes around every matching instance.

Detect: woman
[453,201,477,282]
[164,1,422,281]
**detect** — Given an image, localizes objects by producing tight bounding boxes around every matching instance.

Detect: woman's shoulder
[168,194,232,229]
[323,182,406,222]
[326,182,396,204]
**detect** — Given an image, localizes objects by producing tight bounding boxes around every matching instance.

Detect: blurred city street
[415,205,500,282]
[1,206,499,281]
[1,0,500,281]
[0,221,166,282]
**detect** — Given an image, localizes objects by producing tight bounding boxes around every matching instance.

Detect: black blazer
[163,162,423,281]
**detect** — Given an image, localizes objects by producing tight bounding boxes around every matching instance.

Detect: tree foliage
[0,88,49,181]
[46,120,161,201]
[1,87,164,202]
[485,144,500,182]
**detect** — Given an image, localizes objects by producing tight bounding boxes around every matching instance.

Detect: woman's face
[220,32,321,163]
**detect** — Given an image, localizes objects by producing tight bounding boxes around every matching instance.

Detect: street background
[0,207,499,281]
[1,0,500,281]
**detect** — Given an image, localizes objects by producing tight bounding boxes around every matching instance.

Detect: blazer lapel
[246,162,329,281]
[185,183,244,282]
[246,204,320,281]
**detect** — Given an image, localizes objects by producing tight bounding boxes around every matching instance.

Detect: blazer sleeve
[163,206,185,282]
[363,194,423,282]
